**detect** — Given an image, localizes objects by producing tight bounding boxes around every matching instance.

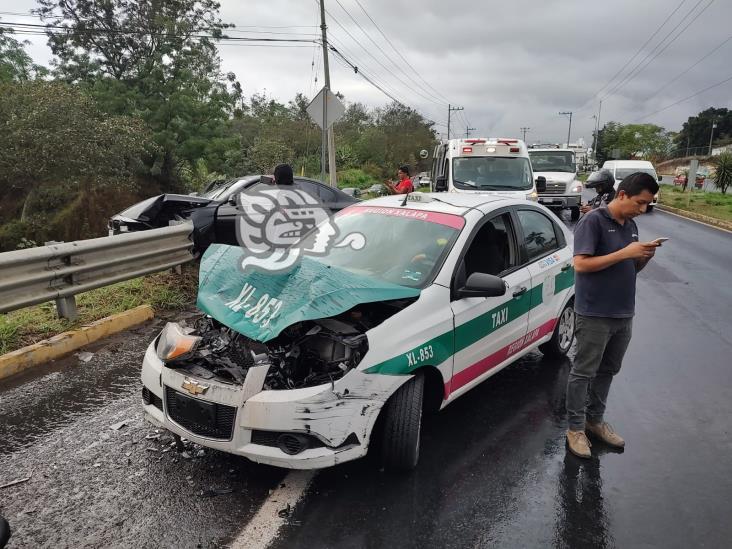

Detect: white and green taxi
[141,192,575,470]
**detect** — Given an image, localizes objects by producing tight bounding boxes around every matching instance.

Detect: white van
[601,160,662,211]
[431,138,543,201]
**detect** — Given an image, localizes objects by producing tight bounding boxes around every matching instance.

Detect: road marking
[231,469,316,549]
[656,208,732,234]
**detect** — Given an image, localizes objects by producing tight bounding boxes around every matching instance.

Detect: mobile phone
[652,237,669,245]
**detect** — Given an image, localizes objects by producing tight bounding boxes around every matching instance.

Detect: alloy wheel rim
[558,307,575,350]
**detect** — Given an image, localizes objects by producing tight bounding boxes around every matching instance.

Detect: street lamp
[709,119,717,156]
[559,111,572,147]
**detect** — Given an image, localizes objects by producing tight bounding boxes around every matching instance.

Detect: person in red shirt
[384,165,414,195]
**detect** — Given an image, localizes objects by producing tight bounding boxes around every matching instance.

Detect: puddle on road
[0,325,158,456]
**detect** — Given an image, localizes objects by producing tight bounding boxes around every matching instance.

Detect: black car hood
[113,194,213,223]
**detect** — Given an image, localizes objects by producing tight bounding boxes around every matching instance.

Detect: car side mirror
[535,176,547,193]
[457,273,506,299]
[658,175,663,182]
[435,175,448,192]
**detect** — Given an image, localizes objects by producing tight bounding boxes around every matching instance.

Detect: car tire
[570,207,580,221]
[540,300,575,357]
[380,372,424,471]
[646,205,654,212]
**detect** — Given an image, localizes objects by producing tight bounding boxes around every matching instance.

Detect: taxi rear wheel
[540,300,575,357]
[380,372,424,471]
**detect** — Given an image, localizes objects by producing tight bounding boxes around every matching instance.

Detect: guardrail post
[55,295,78,321]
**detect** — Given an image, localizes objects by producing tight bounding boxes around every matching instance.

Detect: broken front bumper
[140,342,406,469]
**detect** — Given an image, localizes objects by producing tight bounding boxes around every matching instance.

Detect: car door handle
[561,264,571,272]
[512,287,528,298]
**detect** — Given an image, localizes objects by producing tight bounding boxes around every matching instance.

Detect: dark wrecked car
[141,192,576,470]
[108,176,357,235]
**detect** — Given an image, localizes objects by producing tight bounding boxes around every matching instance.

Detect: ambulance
[431,138,545,200]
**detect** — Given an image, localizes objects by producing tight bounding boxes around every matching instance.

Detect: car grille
[164,387,237,440]
[142,386,163,411]
[543,181,567,194]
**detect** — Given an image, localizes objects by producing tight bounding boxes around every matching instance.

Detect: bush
[337,168,378,189]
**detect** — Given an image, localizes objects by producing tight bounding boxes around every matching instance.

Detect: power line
[599,0,715,102]
[641,32,732,104]
[319,3,446,108]
[0,21,319,43]
[329,44,446,130]
[582,0,689,106]
[351,0,451,106]
[333,0,447,107]
[635,73,732,121]
[327,34,413,106]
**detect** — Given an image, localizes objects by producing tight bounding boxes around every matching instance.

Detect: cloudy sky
[6,0,732,146]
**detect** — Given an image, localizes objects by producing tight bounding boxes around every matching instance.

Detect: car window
[517,209,560,261]
[462,213,517,277]
[293,180,321,199]
[317,184,338,203]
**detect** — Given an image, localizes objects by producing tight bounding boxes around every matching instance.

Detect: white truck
[431,138,545,200]
[528,148,584,221]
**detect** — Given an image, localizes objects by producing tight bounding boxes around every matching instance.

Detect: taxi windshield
[311,206,464,289]
[528,151,576,173]
[453,157,533,191]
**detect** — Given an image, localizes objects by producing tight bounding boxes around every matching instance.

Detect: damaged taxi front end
[141,283,419,468]
[139,200,461,468]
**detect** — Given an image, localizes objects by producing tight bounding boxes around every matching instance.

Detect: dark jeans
[566,314,633,431]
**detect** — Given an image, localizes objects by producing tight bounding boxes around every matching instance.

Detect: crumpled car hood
[196,244,421,342]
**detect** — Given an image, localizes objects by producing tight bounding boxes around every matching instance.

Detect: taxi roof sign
[405,192,435,203]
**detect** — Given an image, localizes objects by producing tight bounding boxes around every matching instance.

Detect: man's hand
[580,204,592,214]
[622,241,658,260]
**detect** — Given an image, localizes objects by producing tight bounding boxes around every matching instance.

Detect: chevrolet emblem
[181,378,209,396]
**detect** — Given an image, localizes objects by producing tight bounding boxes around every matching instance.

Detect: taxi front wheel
[540,300,575,357]
[379,372,424,471]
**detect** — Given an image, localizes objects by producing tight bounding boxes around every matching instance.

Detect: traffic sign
[306,87,345,129]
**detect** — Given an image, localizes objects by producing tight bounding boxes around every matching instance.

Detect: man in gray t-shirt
[566,172,661,459]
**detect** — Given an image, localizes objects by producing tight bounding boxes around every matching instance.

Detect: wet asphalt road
[2,200,732,548]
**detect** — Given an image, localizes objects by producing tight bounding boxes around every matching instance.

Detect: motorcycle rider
[580,169,616,215]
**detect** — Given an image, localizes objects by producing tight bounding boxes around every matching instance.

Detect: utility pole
[447,104,464,139]
[559,111,573,147]
[708,117,717,156]
[591,115,598,163]
[319,0,337,186]
[465,126,476,138]
[520,127,530,142]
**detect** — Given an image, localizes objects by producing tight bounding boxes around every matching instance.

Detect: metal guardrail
[0,223,195,318]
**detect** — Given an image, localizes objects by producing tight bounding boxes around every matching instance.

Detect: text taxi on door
[140,192,574,471]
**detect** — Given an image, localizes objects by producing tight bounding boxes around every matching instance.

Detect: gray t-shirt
[573,207,639,318]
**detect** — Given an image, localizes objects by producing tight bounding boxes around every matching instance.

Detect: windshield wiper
[454,180,477,187]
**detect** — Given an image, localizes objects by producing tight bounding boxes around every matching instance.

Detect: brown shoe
[566,429,592,458]
[586,421,625,448]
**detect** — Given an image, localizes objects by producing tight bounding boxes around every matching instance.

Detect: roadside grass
[658,185,732,222]
[0,264,198,355]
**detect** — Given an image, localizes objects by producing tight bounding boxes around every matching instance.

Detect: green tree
[0,80,157,249]
[674,108,732,154]
[0,24,48,82]
[596,122,671,164]
[711,151,732,194]
[37,0,241,190]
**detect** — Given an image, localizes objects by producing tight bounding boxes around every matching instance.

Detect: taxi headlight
[527,191,539,201]
[156,322,201,363]
[571,183,584,193]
